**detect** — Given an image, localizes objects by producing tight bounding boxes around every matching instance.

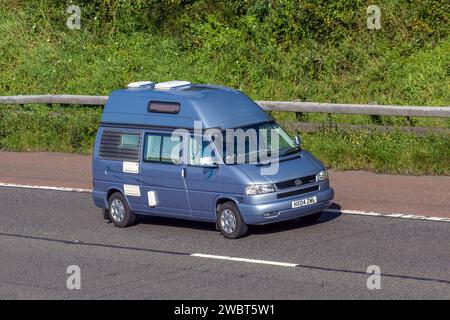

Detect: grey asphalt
[0,187,449,300]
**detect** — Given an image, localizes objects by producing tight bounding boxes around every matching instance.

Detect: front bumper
[238,187,334,225]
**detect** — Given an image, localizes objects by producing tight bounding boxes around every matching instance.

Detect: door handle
[181,168,186,177]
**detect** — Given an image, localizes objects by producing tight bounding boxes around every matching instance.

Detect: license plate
[292,196,317,208]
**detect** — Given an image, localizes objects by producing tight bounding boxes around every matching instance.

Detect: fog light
[263,212,279,218]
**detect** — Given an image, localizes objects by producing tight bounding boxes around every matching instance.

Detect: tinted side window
[120,133,140,149]
[144,133,182,164]
[148,101,180,114]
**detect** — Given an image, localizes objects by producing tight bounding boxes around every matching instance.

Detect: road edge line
[325,209,450,223]
[0,182,92,193]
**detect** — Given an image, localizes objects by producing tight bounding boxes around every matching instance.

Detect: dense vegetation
[0,0,449,174]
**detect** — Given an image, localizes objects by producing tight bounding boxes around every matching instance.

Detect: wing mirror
[294,135,302,147]
[199,156,219,168]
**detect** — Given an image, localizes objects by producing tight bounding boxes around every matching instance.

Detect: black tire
[102,208,110,220]
[300,211,322,224]
[107,192,136,228]
[217,202,248,239]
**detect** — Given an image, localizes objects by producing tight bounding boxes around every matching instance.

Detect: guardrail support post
[327,113,333,129]
[370,115,382,124]
[406,116,414,126]
[295,112,304,121]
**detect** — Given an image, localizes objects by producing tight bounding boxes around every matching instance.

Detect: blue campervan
[92,81,334,238]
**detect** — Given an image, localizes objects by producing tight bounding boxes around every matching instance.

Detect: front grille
[277,185,319,199]
[275,174,316,190]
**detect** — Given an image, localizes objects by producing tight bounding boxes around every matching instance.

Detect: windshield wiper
[225,150,267,161]
[280,146,301,156]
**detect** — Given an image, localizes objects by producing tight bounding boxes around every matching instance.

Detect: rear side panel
[92,127,144,210]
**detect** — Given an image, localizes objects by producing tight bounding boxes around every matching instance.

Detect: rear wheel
[217,202,248,239]
[300,211,322,224]
[108,192,136,228]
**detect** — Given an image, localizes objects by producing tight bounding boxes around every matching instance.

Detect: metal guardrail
[0,95,449,118]
[0,95,108,106]
[258,101,450,118]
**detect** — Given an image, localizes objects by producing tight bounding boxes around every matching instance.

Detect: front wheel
[108,192,136,228]
[217,202,248,239]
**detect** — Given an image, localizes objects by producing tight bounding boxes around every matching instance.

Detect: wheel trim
[110,199,126,222]
[220,209,237,234]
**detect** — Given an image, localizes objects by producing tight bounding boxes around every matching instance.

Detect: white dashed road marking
[190,253,299,267]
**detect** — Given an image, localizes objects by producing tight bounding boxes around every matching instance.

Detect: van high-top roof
[101,82,271,130]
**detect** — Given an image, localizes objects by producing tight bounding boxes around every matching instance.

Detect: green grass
[1,1,449,104]
[302,129,450,175]
[0,0,449,175]
[0,105,101,153]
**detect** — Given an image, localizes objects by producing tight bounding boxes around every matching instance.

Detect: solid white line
[190,253,298,267]
[325,209,450,223]
[0,182,92,193]
[1,182,449,223]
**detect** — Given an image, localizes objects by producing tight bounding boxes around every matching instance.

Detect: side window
[161,136,181,163]
[189,136,216,166]
[99,130,140,161]
[120,133,140,149]
[143,133,182,165]
[144,135,162,162]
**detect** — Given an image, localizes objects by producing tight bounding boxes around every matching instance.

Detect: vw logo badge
[294,179,302,186]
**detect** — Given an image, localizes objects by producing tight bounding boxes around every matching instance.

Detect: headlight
[245,184,276,195]
[316,170,328,181]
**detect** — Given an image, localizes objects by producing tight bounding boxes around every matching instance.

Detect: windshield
[212,122,299,164]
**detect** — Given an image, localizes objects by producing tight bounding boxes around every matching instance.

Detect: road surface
[0,187,449,299]
[0,151,449,299]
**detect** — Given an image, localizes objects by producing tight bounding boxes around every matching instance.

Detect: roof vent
[127,81,154,89]
[155,80,191,90]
